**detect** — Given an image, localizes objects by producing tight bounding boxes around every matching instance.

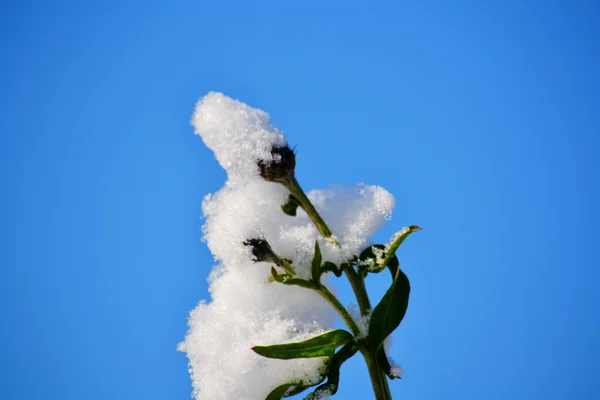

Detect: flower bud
[257,145,296,184]
[243,238,279,263]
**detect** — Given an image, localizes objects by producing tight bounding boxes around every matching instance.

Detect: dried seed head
[243,238,278,263]
[257,145,296,184]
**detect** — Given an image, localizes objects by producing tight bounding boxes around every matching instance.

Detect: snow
[179,93,397,399]
[347,303,371,339]
[384,336,404,379]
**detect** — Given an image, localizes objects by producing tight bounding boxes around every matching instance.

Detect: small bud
[257,145,296,184]
[243,238,278,263]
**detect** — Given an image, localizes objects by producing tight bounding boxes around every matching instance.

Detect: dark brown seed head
[243,238,278,263]
[257,145,296,184]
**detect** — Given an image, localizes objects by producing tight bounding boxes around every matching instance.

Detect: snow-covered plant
[179,93,420,400]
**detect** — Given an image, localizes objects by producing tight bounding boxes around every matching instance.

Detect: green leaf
[358,244,399,280]
[252,330,354,360]
[303,342,359,399]
[265,382,315,400]
[271,267,318,290]
[281,194,300,216]
[358,227,419,277]
[321,261,342,278]
[375,345,401,380]
[385,256,399,280]
[367,267,411,350]
[265,359,332,399]
[311,241,322,282]
[266,383,298,400]
[284,278,319,290]
[282,385,312,398]
[359,244,385,268]
[357,244,388,278]
[380,226,421,270]
[340,261,354,276]
[271,267,290,283]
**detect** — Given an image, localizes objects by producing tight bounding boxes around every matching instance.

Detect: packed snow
[179,93,397,399]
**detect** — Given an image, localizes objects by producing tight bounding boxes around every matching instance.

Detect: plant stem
[348,267,393,400]
[274,258,296,276]
[345,267,371,314]
[362,347,393,400]
[316,285,361,336]
[285,177,339,246]
[283,176,393,399]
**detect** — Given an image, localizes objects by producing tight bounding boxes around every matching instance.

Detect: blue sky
[1,0,599,399]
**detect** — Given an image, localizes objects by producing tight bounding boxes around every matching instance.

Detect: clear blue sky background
[1,1,599,399]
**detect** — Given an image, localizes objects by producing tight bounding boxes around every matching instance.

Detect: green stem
[362,347,393,400]
[349,267,393,400]
[285,177,338,246]
[346,267,372,315]
[316,284,361,336]
[274,258,296,276]
[283,176,393,399]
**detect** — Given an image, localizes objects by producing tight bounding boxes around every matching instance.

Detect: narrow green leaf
[385,256,399,280]
[265,382,315,400]
[265,359,332,399]
[271,267,318,289]
[283,278,319,290]
[358,244,399,278]
[358,244,385,270]
[281,194,300,216]
[282,385,312,398]
[304,383,336,400]
[321,261,342,278]
[380,226,421,270]
[375,345,392,378]
[271,267,290,283]
[311,241,322,282]
[375,345,401,380]
[266,383,297,400]
[339,262,353,277]
[252,330,354,360]
[357,244,389,278]
[304,342,359,399]
[358,227,419,277]
[367,268,411,350]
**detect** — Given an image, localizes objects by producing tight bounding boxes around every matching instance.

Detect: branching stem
[282,176,392,400]
[316,284,361,336]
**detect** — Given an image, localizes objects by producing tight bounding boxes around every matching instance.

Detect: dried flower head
[243,238,279,263]
[257,145,296,184]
